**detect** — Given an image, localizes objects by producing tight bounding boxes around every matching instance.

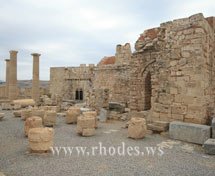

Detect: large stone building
[50,13,215,125]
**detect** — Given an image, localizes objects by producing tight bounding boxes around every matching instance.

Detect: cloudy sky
[0,0,214,81]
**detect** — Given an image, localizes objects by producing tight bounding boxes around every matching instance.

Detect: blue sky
[0,0,214,80]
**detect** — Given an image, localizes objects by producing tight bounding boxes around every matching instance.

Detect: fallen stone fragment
[82,128,95,137]
[28,128,54,153]
[24,116,43,137]
[66,107,80,124]
[128,117,147,139]
[0,113,5,120]
[99,108,107,122]
[43,111,57,127]
[203,139,215,155]
[13,111,22,118]
[21,109,32,121]
[169,122,211,145]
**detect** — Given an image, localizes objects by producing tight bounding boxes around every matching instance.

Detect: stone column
[8,50,18,100]
[31,53,40,101]
[5,59,10,98]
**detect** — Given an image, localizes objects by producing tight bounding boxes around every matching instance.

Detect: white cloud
[0,0,214,81]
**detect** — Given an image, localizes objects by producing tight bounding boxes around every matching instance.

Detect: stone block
[13,111,21,118]
[82,128,95,137]
[99,108,107,122]
[32,109,45,120]
[128,118,147,139]
[77,115,96,136]
[66,107,80,124]
[1,103,12,110]
[77,116,95,129]
[0,113,5,120]
[24,116,43,137]
[13,103,22,110]
[212,118,215,139]
[43,111,57,127]
[13,99,35,108]
[83,111,97,128]
[203,139,215,155]
[169,122,211,144]
[109,102,125,113]
[21,110,32,121]
[28,128,54,152]
[147,124,168,132]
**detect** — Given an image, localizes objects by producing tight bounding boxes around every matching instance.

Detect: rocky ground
[1,110,215,176]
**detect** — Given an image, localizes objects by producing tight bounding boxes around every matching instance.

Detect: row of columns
[4,51,41,101]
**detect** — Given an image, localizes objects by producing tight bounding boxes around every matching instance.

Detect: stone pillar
[31,53,40,101]
[8,50,18,100]
[5,59,10,97]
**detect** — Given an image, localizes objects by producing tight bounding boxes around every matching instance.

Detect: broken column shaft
[8,50,18,100]
[5,59,10,98]
[31,53,40,101]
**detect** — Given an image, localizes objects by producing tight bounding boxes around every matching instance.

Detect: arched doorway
[144,72,152,110]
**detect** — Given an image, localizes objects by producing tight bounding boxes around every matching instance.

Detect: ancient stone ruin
[0,13,215,156]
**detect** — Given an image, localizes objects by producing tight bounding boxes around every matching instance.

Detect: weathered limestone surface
[1,103,12,110]
[40,106,60,112]
[32,109,45,120]
[66,107,80,124]
[8,50,18,100]
[128,118,147,139]
[44,111,57,127]
[204,139,215,155]
[83,111,97,128]
[13,110,22,117]
[82,128,95,137]
[47,13,215,126]
[0,113,5,120]
[31,53,40,102]
[24,116,43,136]
[5,59,10,98]
[13,99,35,108]
[28,128,54,152]
[99,108,107,122]
[77,115,96,136]
[169,122,211,144]
[212,118,215,139]
[21,110,32,121]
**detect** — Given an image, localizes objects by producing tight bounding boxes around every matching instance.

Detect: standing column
[31,53,40,101]
[8,50,18,100]
[5,59,10,98]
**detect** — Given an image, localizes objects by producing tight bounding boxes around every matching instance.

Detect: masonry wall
[50,66,93,100]
[93,65,130,105]
[0,86,6,99]
[130,13,215,125]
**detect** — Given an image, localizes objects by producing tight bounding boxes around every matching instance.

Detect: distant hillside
[0,80,49,88]
[18,80,49,88]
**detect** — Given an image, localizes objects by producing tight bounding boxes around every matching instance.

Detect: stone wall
[93,65,130,105]
[115,43,132,65]
[130,13,215,125]
[0,86,6,99]
[50,66,93,100]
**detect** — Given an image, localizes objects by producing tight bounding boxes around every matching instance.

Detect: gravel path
[0,110,215,176]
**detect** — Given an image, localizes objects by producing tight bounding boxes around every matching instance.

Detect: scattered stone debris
[128,117,147,139]
[204,139,215,155]
[0,113,4,120]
